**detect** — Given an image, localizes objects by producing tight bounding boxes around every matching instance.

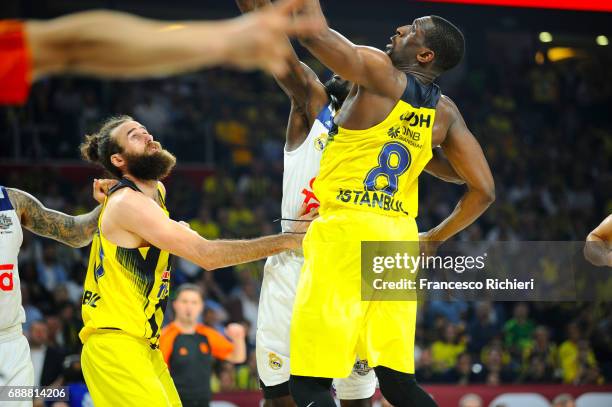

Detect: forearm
[428,189,494,242]
[425,150,465,185]
[227,340,247,364]
[26,11,232,79]
[196,234,300,271]
[8,188,101,248]
[30,205,101,248]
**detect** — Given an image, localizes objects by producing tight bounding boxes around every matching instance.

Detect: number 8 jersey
[314,74,440,218]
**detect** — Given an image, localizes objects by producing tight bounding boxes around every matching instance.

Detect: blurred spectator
[431,323,466,373]
[36,244,68,293]
[415,348,443,383]
[467,301,500,354]
[442,352,484,384]
[459,393,483,407]
[521,326,557,379]
[558,322,599,383]
[551,393,575,407]
[482,348,514,385]
[503,302,535,358]
[28,320,64,387]
[520,354,556,383]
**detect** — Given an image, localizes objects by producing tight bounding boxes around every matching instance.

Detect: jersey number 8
[363,142,411,196]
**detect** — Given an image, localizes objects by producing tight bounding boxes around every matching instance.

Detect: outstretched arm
[421,102,495,243]
[111,190,315,271]
[424,147,465,185]
[296,0,399,97]
[584,215,612,267]
[25,0,322,79]
[8,188,101,248]
[236,0,328,121]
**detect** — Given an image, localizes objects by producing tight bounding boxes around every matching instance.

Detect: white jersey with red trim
[0,186,25,335]
[257,103,334,385]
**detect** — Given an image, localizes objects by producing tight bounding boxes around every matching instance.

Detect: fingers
[296,203,308,217]
[272,0,306,15]
[178,220,191,229]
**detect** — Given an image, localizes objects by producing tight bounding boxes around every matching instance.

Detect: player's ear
[417,48,434,64]
[110,153,124,169]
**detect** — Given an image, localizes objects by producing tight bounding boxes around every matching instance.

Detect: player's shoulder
[104,187,147,216]
[436,94,463,123]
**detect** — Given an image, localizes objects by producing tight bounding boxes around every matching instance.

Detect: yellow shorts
[81,331,181,407]
[290,209,418,378]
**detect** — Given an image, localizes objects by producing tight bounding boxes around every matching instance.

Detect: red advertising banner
[422,0,612,12]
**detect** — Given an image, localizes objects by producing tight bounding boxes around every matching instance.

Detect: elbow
[470,184,495,207]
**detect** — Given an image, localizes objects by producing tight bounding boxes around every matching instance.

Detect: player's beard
[124,147,176,181]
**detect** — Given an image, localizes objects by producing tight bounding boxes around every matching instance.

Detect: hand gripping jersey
[79,178,172,347]
[314,74,441,219]
[0,186,25,336]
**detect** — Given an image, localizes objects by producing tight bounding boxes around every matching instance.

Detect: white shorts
[0,331,34,407]
[256,254,376,400]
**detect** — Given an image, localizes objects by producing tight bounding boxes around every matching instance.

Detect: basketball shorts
[0,329,34,407]
[257,253,376,400]
[290,208,419,377]
[81,330,181,407]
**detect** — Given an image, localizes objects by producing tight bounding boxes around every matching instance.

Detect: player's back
[79,178,171,347]
[314,73,440,221]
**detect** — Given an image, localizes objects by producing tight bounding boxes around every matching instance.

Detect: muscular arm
[7,188,100,248]
[584,215,612,267]
[237,0,329,144]
[25,0,322,79]
[424,147,465,185]
[108,191,304,271]
[423,101,495,243]
[297,0,399,97]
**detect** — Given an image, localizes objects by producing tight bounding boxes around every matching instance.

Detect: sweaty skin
[297,0,494,246]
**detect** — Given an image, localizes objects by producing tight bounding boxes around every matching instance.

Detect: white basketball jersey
[280,103,334,233]
[0,186,25,333]
[257,104,334,355]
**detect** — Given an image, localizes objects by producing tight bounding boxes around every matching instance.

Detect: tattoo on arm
[7,188,101,248]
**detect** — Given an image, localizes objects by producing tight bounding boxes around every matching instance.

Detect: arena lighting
[596,35,609,46]
[422,0,612,12]
[547,47,581,62]
[534,51,545,64]
[539,32,553,43]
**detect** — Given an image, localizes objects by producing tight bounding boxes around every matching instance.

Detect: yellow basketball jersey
[314,74,441,218]
[80,179,171,347]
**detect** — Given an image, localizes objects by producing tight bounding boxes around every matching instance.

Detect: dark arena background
[0,0,611,406]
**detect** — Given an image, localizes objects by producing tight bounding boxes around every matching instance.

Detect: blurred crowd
[0,31,611,399]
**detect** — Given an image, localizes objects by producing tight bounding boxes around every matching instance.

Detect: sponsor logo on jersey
[82,290,101,307]
[314,133,327,151]
[335,189,410,216]
[301,177,320,213]
[268,352,283,370]
[156,270,171,299]
[0,214,13,233]
[0,264,15,291]
[400,111,432,128]
[352,359,372,376]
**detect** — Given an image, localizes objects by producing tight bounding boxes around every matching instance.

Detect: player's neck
[175,320,197,334]
[123,175,158,199]
[404,69,436,85]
